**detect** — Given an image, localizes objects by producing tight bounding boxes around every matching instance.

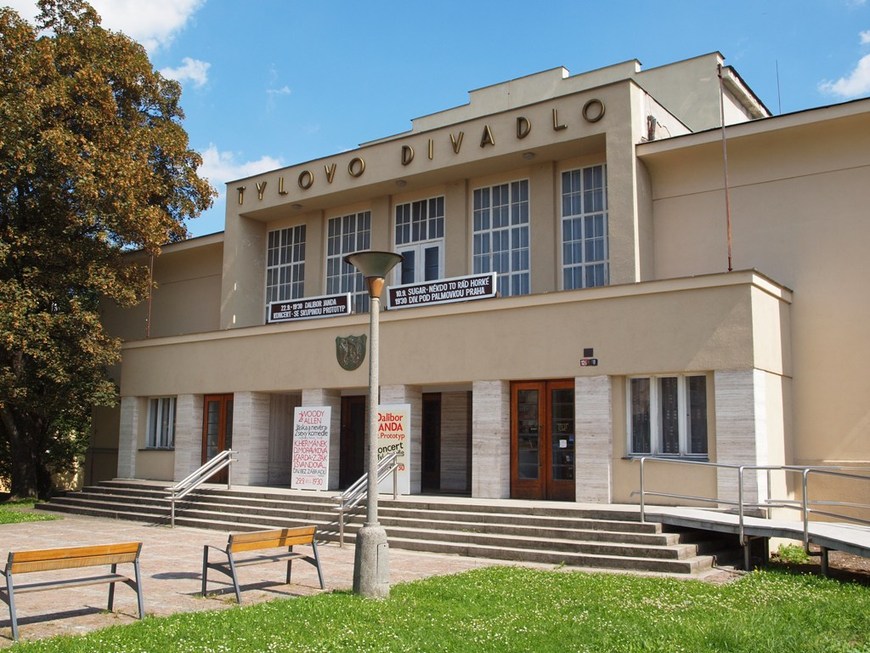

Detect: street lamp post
[343,250,403,599]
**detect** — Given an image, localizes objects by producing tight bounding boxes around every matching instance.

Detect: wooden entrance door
[202,394,233,483]
[339,395,366,489]
[511,380,575,501]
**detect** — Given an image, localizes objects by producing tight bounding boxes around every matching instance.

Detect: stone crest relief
[336,334,367,371]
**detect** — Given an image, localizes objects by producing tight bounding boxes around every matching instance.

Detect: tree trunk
[0,406,39,499]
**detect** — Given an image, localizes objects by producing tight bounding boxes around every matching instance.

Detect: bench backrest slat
[227,526,316,553]
[6,542,141,574]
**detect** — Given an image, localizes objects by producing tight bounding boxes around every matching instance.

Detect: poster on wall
[291,406,331,490]
[377,403,410,495]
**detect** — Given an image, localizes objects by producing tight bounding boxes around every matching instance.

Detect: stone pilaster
[172,394,202,482]
[575,376,613,503]
[714,369,768,505]
[231,391,271,486]
[116,396,143,479]
[471,380,510,498]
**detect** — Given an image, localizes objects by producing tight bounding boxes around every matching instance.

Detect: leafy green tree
[0,0,214,498]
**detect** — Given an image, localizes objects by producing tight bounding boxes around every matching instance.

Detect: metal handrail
[637,457,870,553]
[334,452,399,547]
[167,449,237,527]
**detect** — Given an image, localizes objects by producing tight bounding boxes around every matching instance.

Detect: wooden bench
[1,542,145,642]
[201,526,325,603]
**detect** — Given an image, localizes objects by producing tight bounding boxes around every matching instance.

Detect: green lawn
[0,499,58,524]
[9,566,869,652]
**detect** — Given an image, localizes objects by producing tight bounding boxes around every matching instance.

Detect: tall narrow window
[147,397,176,449]
[395,196,444,283]
[266,225,306,305]
[627,375,709,457]
[473,180,530,296]
[562,164,608,289]
[326,211,371,313]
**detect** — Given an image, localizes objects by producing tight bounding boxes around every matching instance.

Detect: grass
[9,566,870,652]
[0,499,58,524]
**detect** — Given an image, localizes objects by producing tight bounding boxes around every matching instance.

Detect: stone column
[231,391,271,486]
[471,380,510,499]
[575,376,613,503]
[302,388,342,490]
[172,394,202,482]
[380,385,422,494]
[117,396,143,479]
[714,369,768,506]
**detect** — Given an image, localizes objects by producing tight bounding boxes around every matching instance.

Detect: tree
[0,0,214,498]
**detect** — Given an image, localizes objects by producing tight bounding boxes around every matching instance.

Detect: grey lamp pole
[343,250,403,598]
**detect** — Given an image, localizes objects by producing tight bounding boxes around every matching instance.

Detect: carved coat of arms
[336,334,367,371]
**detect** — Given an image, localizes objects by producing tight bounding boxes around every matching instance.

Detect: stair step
[38,480,739,576]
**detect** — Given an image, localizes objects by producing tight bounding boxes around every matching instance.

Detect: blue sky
[6,0,870,236]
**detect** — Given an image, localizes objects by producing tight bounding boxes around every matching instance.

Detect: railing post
[170,494,176,528]
[227,450,233,490]
[339,509,345,548]
[802,468,811,553]
[738,466,745,545]
[639,457,646,523]
[393,460,398,500]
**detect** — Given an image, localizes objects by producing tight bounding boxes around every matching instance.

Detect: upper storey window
[395,196,444,284]
[472,180,530,297]
[266,225,306,304]
[326,211,371,313]
[561,165,608,289]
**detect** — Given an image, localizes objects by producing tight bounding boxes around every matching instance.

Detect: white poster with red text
[291,406,331,490]
[377,404,410,495]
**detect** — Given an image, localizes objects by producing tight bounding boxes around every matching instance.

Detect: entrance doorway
[339,395,366,489]
[202,394,233,483]
[511,380,575,501]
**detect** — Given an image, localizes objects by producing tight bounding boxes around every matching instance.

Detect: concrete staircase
[39,480,739,576]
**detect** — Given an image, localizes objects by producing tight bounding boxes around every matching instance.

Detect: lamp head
[344,250,403,298]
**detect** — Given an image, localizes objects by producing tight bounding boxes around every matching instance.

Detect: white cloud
[861,30,870,45]
[819,53,870,97]
[189,144,284,236]
[161,57,210,88]
[3,0,205,54]
[267,85,291,98]
[199,143,283,196]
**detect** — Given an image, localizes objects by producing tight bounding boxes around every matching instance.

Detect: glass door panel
[550,387,575,482]
[517,389,540,480]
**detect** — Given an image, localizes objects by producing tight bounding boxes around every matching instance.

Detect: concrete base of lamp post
[352,524,391,598]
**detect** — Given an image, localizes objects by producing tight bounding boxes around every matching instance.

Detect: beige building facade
[96,52,869,509]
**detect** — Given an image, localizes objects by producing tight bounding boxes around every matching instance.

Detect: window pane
[688,376,708,454]
[424,246,440,281]
[660,377,680,454]
[561,165,608,289]
[265,225,307,307]
[326,212,370,312]
[472,180,530,297]
[630,378,651,454]
[401,249,416,284]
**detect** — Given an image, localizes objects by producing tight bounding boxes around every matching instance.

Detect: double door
[511,380,575,501]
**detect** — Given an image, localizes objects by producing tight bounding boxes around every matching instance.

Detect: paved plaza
[0,511,521,646]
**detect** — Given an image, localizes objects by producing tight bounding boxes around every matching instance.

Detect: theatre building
[94,52,869,509]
